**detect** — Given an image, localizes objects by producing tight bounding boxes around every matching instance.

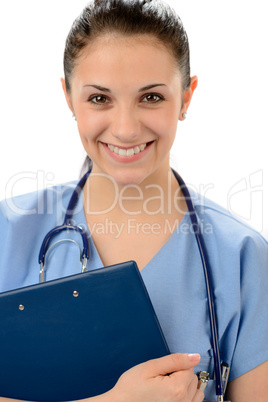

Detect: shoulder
[189,189,268,251]
[0,180,80,292]
[0,180,78,226]
[0,180,80,262]
[189,189,268,283]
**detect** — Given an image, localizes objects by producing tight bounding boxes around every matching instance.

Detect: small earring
[182,112,187,120]
[72,114,77,121]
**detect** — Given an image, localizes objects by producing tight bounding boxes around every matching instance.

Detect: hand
[0,354,204,402]
[109,353,204,401]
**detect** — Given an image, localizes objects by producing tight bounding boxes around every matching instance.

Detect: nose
[110,104,141,143]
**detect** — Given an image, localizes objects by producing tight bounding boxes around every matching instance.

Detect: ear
[179,75,198,120]
[60,78,74,114]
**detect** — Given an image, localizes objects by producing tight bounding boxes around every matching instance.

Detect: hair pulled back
[63,0,191,94]
[63,0,191,174]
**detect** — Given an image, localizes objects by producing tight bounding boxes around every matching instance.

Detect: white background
[0,0,267,239]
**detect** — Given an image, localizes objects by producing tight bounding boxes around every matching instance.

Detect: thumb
[145,353,201,377]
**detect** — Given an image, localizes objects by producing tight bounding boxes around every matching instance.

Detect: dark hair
[63,0,191,174]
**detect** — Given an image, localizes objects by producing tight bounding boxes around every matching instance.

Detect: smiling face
[62,35,193,186]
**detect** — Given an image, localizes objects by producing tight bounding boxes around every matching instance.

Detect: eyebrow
[83,84,167,93]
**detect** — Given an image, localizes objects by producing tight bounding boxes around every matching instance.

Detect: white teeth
[119,149,127,156]
[107,143,147,157]
[140,144,146,151]
[126,148,135,156]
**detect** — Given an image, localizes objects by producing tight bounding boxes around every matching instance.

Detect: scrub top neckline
[74,182,190,273]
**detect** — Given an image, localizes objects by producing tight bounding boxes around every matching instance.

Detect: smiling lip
[101,141,154,162]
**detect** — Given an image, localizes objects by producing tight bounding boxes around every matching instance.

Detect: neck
[83,165,187,220]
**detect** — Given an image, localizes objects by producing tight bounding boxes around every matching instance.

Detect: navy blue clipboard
[0,261,170,401]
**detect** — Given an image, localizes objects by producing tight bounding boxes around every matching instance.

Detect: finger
[192,388,205,402]
[187,373,199,399]
[168,366,196,391]
[169,366,194,381]
[144,353,201,377]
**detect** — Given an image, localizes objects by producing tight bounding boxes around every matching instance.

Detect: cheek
[144,108,178,140]
[77,112,109,142]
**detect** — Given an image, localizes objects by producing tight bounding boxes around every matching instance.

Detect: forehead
[72,34,181,89]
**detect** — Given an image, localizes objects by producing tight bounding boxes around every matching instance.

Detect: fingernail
[187,353,201,361]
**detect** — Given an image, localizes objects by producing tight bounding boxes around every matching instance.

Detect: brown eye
[141,94,164,103]
[89,95,110,104]
[95,96,107,103]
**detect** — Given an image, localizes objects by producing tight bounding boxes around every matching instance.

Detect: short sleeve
[229,232,268,381]
[0,202,12,291]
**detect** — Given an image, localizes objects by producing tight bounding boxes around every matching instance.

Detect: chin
[113,174,145,187]
[91,160,160,187]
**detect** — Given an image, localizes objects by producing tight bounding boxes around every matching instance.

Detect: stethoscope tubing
[38,167,223,398]
[172,169,223,397]
[38,168,92,267]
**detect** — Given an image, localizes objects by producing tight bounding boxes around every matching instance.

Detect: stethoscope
[38,167,229,401]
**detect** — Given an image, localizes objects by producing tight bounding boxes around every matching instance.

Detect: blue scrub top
[1,180,268,401]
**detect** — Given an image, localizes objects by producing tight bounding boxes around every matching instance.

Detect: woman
[0,0,267,401]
